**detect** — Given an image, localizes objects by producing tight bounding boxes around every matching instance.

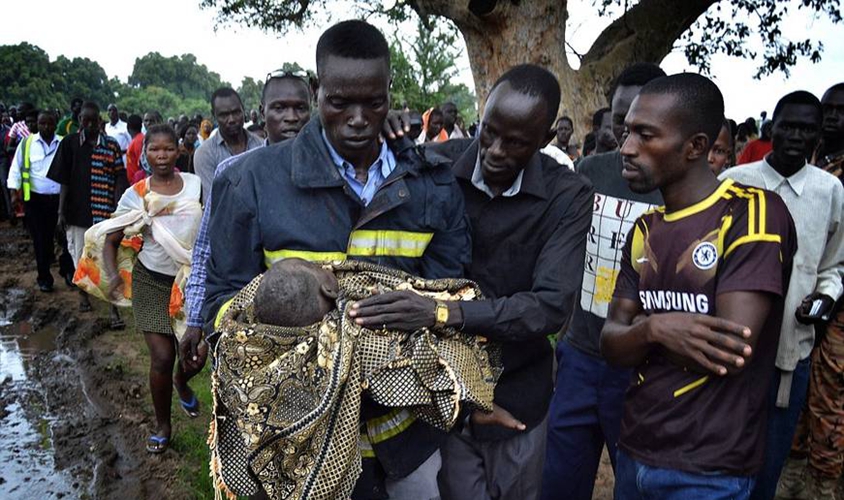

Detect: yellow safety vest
[22,134,61,201]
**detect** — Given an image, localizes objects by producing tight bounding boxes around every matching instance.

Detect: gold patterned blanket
[209,261,498,500]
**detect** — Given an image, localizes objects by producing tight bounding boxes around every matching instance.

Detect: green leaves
[389,19,476,121]
[677,0,841,78]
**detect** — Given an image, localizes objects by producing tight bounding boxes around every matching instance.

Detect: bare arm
[601,290,772,376]
[103,230,125,299]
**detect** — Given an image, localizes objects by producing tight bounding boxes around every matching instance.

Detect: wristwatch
[434,300,449,328]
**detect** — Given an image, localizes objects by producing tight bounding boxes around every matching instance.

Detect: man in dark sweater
[541,63,666,500]
[351,64,593,500]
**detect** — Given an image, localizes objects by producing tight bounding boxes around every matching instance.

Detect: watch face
[436,303,449,325]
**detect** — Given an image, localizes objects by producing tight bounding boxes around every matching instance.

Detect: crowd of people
[2,18,844,500]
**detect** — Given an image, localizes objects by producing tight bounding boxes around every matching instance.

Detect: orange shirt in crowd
[126,133,144,182]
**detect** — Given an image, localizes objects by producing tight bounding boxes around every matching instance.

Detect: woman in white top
[103,124,203,454]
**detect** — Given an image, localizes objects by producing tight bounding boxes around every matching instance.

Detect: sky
[2,0,842,121]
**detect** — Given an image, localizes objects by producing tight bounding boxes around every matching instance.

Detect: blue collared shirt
[184,147,265,328]
[321,131,396,206]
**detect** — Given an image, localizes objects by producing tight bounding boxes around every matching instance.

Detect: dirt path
[0,222,196,499]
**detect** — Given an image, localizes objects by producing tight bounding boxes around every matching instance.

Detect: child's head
[254,258,339,327]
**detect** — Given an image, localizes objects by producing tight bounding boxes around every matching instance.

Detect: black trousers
[23,192,61,286]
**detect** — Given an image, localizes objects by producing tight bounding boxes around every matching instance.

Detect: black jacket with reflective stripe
[202,118,471,489]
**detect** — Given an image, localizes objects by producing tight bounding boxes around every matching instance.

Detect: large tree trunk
[414,0,718,141]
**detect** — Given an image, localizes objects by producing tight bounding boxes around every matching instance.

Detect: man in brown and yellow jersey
[601,73,797,500]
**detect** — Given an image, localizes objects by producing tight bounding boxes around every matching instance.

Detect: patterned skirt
[132,261,175,335]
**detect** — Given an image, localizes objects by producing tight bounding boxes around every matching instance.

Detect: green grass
[94,302,219,499]
[170,364,215,500]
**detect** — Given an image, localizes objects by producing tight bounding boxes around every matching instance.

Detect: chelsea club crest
[692,242,718,270]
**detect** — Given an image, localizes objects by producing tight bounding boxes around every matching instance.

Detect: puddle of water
[0,319,75,499]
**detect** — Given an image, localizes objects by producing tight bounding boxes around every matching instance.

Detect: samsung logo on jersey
[639,290,710,314]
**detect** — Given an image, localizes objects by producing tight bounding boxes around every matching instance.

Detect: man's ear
[259,104,265,121]
[688,133,710,161]
[321,283,338,300]
[309,76,319,101]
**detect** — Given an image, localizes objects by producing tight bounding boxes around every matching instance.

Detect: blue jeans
[615,450,756,500]
[749,357,812,500]
[540,341,630,500]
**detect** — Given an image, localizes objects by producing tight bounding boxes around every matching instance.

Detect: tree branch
[581,0,717,66]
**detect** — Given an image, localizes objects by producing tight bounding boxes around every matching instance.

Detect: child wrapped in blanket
[210,258,503,500]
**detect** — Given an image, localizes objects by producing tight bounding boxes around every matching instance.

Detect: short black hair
[823,82,844,101]
[719,118,735,148]
[210,87,243,114]
[144,110,163,124]
[70,97,83,107]
[429,108,444,119]
[592,107,611,129]
[143,123,178,150]
[557,115,573,127]
[772,90,822,125]
[639,73,725,146]
[490,64,561,130]
[262,75,311,103]
[180,122,198,140]
[81,101,100,114]
[254,261,326,327]
[37,109,57,122]
[18,102,36,114]
[127,114,142,134]
[582,132,596,156]
[610,63,666,99]
[315,20,390,78]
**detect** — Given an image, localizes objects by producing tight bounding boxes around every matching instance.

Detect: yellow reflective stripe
[347,230,433,258]
[367,408,417,444]
[359,434,375,458]
[262,249,347,267]
[22,135,34,201]
[673,375,709,397]
[724,234,781,259]
[214,297,236,329]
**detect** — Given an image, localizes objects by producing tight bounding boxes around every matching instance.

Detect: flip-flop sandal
[179,394,200,418]
[146,435,169,454]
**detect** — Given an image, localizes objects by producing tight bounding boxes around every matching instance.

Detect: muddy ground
[0,220,615,499]
[0,222,206,499]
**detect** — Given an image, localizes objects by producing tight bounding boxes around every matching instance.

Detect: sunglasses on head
[266,69,311,83]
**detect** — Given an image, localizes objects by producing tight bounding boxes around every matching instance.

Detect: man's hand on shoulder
[381,110,411,142]
[645,312,752,376]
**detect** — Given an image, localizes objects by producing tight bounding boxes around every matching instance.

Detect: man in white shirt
[720,90,844,500]
[442,101,465,139]
[7,110,63,292]
[105,104,131,156]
